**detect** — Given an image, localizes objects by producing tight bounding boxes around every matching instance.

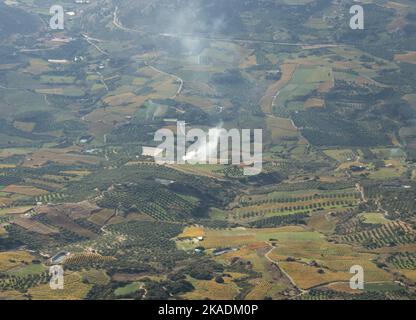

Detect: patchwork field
[0,0,415,301]
[22,148,99,168]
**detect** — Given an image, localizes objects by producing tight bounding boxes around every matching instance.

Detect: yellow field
[325,282,362,294]
[268,237,392,289]
[304,98,324,109]
[176,95,216,111]
[245,279,273,300]
[404,94,416,108]
[24,58,51,75]
[394,51,416,64]
[182,277,239,300]
[35,88,65,95]
[184,226,373,297]
[239,54,257,68]
[202,231,256,248]
[368,159,406,180]
[0,290,27,300]
[266,116,299,143]
[0,197,13,207]
[395,269,416,282]
[103,92,145,107]
[0,148,35,159]
[213,242,289,299]
[178,226,205,239]
[84,101,145,124]
[280,261,350,289]
[359,212,390,225]
[61,170,91,176]
[28,272,92,300]
[200,226,393,291]
[0,206,34,215]
[202,226,306,249]
[132,77,148,86]
[150,79,178,98]
[13,121,35,132]
[0,164,16,169]
[0,251,34,272]
[2,185,48,196]
[22,147,98,168]
[318,75,334,93]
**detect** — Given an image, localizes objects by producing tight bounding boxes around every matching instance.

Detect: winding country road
[82,34,109,56]
[263,242,308,297]
[112,6,343,49]
[147,65,183,99]
[113,7,143,34]
[113,6,184,99]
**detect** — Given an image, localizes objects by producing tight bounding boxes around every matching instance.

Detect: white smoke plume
[183,122,224,162]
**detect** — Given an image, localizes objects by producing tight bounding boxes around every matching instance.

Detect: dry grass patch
[13,121,35,132]
[318,76,334,93]
[266,116,299,143]
[304,98,324,109]
[28,272,91,300]
[0,251,34,272]
[22,147,98,167]
[176,95,216,111]
[182,277,239,300]
[103,92,145,107]
[325,282,362,294]
[0,164,16,169]
[0,148,35,159]
[245,279,273,300]
[239,54,257,68]
[2,185,48,196]
[269,238,392,290]
[394,51,416,64]
[24,59,51,75]
[0,198,13,208]
[61,170,91,176]
[178,226,205,239]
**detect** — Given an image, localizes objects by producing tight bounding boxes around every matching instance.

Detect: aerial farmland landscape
[0,0,416,304]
